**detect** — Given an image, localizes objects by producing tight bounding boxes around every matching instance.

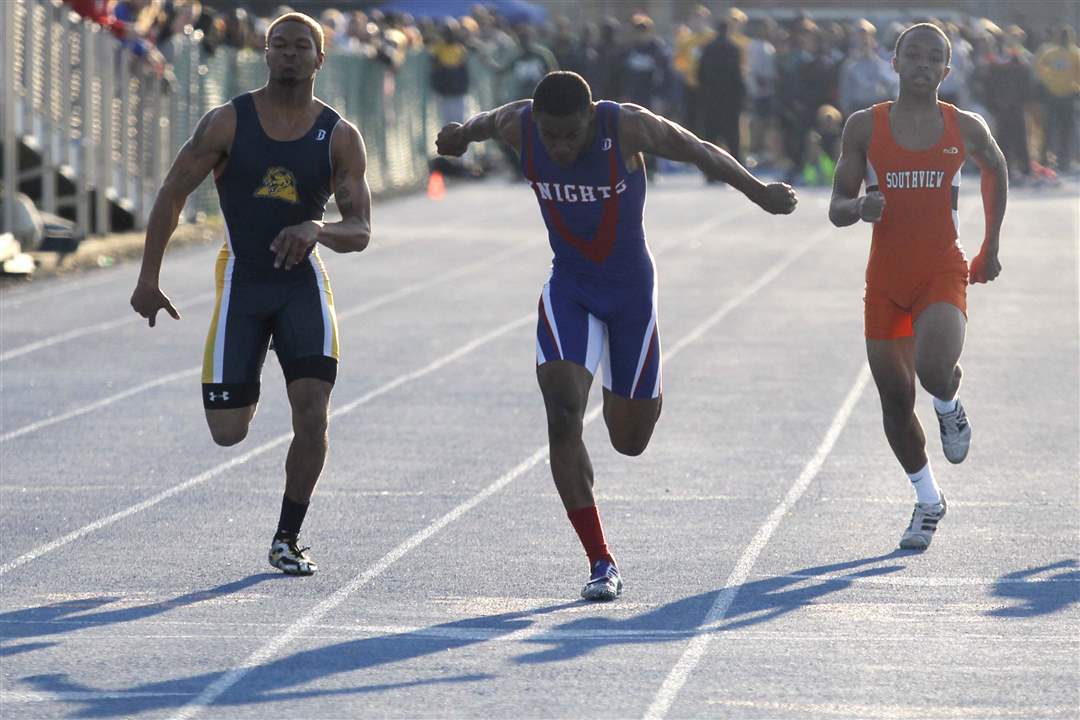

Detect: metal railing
[2,0,174,236]
[2,0,494,238]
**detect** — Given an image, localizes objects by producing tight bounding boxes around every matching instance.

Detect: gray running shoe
[269,537,317,575]
[936,399,971,464]
[899,494,947,550]
[581,559,622,601]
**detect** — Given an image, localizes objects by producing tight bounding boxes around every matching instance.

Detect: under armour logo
[601,138,613,151]
[316,129,327,141]
[207,391,230,402]
[943,146,959,154]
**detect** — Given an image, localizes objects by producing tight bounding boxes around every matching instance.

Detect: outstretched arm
[132,104,234,326]
[269,121,372,270]
[618,104,797,214]
[828,110,883,227]
[436,100,530,156]
[959,110,1007,284]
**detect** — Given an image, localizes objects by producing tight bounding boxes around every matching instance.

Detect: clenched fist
[436,123,469,157]
[857,191,886,223]
[755,182,798,215]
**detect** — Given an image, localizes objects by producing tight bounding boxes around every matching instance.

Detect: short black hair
[532,72,592,117]
[894,22,951,63]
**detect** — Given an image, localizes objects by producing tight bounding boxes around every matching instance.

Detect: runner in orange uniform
[829,23,1007,550]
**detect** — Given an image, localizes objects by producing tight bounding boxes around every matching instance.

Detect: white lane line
[5,619,1074,644]
[0,270,130,307]
[0,292,216,362]
[169,227,829,720]
[0,313,533,577]
[0,235,533,363]
[0,244,533,444]
[703,699,1079,719]
[754,573,1080,587]
[643,362,873,720]
[0,369,196,442]
[1,691,194,703]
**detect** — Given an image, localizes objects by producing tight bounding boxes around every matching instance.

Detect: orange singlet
[864,101,969,340]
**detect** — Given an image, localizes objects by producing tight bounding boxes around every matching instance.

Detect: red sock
[567,505,614,567]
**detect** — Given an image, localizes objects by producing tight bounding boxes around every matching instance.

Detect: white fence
[2,0,495,239]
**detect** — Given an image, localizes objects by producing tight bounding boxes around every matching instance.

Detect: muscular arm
[829,110,875,227]
[318,121,371,253]
[619,104,767,202]
[137,104,233,286]
[438,100,529,156]
[958,110,1007,283]
[131,105,232,326]
[268,121,370,270]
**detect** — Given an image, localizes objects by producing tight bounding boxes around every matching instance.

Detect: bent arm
[961,111,1008,249]
[137,105,232,285]
[462,100,529,149]
[829,111,871,227]
[619,104,767,202]
[317,122,372,253]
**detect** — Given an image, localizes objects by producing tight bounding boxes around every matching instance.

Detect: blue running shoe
[581,558,622,601]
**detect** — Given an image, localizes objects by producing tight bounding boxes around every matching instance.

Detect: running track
[1,177,1077,719]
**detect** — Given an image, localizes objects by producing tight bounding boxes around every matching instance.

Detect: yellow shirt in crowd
[674,27,716,88]
[1036,44,1080,97]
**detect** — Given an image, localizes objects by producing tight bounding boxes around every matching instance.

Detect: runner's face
[535,108,594,167]
[893,29,950,95]
[266,21,323,85]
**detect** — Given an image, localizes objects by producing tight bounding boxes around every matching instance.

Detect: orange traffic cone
[427,170,446,200]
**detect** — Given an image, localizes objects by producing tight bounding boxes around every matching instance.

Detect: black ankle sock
[275,495,309,541]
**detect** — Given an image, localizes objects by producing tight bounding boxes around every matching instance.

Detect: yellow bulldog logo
[254,166,299,204]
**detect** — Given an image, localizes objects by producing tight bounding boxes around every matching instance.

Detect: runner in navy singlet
[437,71,798,600]
[131,13,372,576]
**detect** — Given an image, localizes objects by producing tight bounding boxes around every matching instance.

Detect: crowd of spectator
[64,1,1080,186]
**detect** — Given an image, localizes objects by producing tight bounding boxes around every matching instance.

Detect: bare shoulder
[194,103,236,149]
[330,116,364,147]
[494,99,531,146]
[616,103,668,152]
[954,108,992,146]
[617,102,659,134]
[841,108,873,146]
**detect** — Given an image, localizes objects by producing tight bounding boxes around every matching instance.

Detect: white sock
[907,462,942,505]
[933,395,958,414]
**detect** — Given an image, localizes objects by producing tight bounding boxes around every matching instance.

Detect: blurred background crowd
[59,0,1080,187]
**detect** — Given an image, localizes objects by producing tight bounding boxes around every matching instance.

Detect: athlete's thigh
[205,405,258,439]
[603,284,660,401]
[913,301,966,372]
[271,261,339,386]
[537,359,593,414]
[287,377,333,412]
[536,276,605,378]
[866,336,917,398]
[601,387,662,437]
[202,272,273,412]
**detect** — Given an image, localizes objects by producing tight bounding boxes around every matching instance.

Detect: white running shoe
[936,399,971,464]
[268,536,317,575]
[899,494,947,550]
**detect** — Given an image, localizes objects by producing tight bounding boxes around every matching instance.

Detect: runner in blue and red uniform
[437,71,797,601]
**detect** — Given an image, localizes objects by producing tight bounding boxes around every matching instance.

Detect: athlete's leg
[283,378,333,505]
[537,360,595,510]
[867,337,926,474]
[201,252,269,447]
[601,390,662,457]
[601,283,662,456]
[267,260,338,575]
[913,302,966,402]
[205,405,258,447]
[914,301,971,464]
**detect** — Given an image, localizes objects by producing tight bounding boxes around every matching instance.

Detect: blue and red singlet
[522,100,661,399]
